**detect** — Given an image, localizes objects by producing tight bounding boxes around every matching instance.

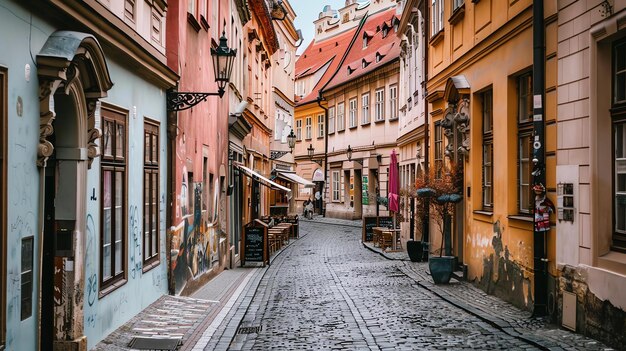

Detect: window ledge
[449,4,466,25]
[429,30,444,46]
[361,121,371,126]
[337,129,345,133]
[473,210,493,216]
[200,15,210,31]
[598,251,626,276]
[99,278,128,299]
[187,13,201,32]
[374,119,386,124]
[317,136,324,140]
[142,258,161,273]
[329,131,335,135]
[389,117,399,122]
[507,214,533,222]
[349,125,357,130]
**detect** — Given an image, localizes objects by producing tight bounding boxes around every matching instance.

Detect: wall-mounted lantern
[287,129,297,153]
[167,29,237,111]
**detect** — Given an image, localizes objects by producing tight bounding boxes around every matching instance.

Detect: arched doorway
[37,31,113,349]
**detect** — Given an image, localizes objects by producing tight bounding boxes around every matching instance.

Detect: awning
[277,171,315,188]
[236,164,291,193]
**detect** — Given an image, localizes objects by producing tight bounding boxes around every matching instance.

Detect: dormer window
[363,36,368,48]
[382,27,388,38]
[362,60,369,69]
[376,53,382,63]
[348,67,355,74]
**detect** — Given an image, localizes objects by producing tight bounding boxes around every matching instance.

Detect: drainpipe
[317,98,328,217]
[421,0,430,262]
[166,109,177,295]
[532,0,547,317]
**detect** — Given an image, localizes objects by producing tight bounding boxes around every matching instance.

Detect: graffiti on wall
[171,176,221,294]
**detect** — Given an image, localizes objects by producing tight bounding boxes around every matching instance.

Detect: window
[382,27,389,38]
[517,73,533,213]
[375,88,385,122]
[125,0,136,21]
[332,171,340,201]
[143,121,159,268]
[100,106,127,291]
[21,237,33,320]
[329,106,336,134]
[317,114,324,138]
[363,36,368,48]
[337,102,345,131]
[151,10,162,44]
[349,98,357,128]
[389,85,398,120]
[482,90,493,209]
[361,93,370,124]
[612,40,626,252]
[296,119,302,140]
[431,0,444,35]
[434,121,443,179]
[188,0,196,15]
[305,116,312,140]
[453,0,464,11]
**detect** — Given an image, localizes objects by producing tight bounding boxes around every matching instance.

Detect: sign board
[363,216,378,242]
[243,220,269,266]
[362,176,369,205]
[378,216,393,229]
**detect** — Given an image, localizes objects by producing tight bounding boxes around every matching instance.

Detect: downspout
[166,109,177,295]
[421,0,430,261]
[316,98,328,217]
[315,13,369,218]
[532,0,547,317]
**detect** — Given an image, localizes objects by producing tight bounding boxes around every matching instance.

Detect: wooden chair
[381,231,393,251]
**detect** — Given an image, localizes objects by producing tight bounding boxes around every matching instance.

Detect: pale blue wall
[0,1,54,349]
[0,1,170,349]
[83,56,169,350]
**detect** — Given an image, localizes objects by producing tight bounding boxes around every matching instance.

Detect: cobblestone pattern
[227,221,546,350]
[93,295,216,350]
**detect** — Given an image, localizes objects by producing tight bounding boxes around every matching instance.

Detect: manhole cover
[128,337,181,350]
[237,326,262,334]
[438,328,471,336]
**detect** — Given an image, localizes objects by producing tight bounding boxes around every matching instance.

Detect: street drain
[438,328,471,336]
[128,337,181,350]
[237,326,262,334]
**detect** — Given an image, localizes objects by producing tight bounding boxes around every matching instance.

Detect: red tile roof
[295,27,359,106]
[323,8,400,92]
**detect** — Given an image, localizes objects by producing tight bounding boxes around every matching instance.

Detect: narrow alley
[96,218,611,351]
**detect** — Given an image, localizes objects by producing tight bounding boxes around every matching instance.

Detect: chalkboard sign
[363,216,378,242]
[244,225,266,263]
[378,216,393,229]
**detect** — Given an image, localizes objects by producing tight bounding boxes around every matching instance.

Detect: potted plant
[426,168,462,284]
[406,175,428,262]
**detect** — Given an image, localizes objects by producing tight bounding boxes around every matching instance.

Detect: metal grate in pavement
[128,337,181,350]
[237,326,262,334]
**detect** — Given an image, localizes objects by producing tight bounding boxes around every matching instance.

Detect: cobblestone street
[217,219,612,351]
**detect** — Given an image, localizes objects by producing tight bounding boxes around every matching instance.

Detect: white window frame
[337,102,345,131]
[389,85,398,120]
[332,170,340,201]
[317,114,324,138]
[349,98,357,128]
[431,0,444,35]
[305,116,312,140]
[296,119,302,141]
[453,0,464,11]
[375,88,385,122]
[328,106,336,134]
[361,93,370,124]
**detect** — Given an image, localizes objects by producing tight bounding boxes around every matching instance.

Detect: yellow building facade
[425,0,557,310]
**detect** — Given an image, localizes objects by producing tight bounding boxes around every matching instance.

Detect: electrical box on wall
[55,220,75,257]
[557,183,575,222]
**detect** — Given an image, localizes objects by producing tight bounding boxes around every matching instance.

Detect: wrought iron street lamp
[167,29,237,111]
[287,129,297,152]
[270,0,287,21]
[346,144,353,161]
[307,144,314,159]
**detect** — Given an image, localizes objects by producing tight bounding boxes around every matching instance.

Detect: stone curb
[361,241,559,351]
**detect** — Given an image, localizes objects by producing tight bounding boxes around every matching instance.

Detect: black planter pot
[406,241,422,262]
[428,256,455,284]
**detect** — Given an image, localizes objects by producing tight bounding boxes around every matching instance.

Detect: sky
[290,0,347,54]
